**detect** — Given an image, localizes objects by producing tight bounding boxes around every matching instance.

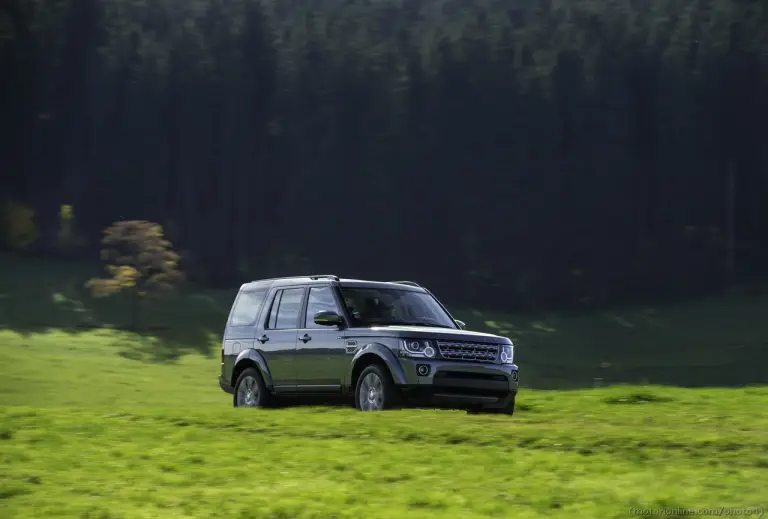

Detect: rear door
[258,287,306,392]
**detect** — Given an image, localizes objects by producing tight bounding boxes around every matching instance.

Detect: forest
[1,0,767,311]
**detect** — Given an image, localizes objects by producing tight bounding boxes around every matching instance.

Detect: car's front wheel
[496,394,515,415]
[467,394,515,416]
[233,367,270,408]
[354,364,400,411]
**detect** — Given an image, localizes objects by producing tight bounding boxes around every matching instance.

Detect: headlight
[500,344,514,364]
[400,339,436,359]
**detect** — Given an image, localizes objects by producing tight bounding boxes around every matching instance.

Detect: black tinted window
[304,286,341,328]
[229,289,268,326]
[274,288,304,329]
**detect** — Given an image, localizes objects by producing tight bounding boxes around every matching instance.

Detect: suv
[218,275,519,414]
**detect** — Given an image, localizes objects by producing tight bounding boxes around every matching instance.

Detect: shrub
[85,220,185,329]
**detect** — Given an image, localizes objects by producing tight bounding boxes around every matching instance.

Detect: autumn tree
[85,220,185,329]
[2,199,38,250]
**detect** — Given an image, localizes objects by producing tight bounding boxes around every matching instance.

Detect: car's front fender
[348,342,407,386]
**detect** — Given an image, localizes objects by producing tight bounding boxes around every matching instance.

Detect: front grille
[436,341,499,363]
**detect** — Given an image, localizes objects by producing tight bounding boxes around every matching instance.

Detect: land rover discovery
[218,275,519,414]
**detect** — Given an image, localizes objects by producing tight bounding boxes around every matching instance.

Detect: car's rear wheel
[355,364,399,411]
[233,367,270,408]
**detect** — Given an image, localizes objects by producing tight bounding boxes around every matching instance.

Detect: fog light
[416,364,430,377]
[511,371,519,382]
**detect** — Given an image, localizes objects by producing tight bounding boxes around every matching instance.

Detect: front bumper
[396,358,519,408]
[218,375,234,394]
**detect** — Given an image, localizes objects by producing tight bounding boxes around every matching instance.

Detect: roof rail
[252,274,340,282]
[308,274,340,281]
[389,280,421,287]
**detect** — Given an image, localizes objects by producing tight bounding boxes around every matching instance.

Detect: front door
[258,287,305,391]
[295,285,347,391]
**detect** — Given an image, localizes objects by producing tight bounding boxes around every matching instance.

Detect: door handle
[299,334,311,343]
[257,334,269,344]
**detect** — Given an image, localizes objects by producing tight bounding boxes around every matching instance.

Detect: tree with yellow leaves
[3,199,38,250]
[85,220,185,329]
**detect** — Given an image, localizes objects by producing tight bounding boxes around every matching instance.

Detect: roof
[239,276,425,292]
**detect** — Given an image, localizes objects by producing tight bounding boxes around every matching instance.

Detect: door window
[304,286,341,328]
[272,288,305,330]
[266,290,282,329]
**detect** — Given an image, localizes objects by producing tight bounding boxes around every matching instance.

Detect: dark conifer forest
[2,0,767,310]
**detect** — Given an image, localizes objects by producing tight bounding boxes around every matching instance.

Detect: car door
[258,287,305,392]
[295,284,348,391]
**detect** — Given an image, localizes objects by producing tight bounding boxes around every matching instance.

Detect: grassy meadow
[1,253,767,518]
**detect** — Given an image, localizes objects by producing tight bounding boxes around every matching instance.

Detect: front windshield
[339,287,457,328]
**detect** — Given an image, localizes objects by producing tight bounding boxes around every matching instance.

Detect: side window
[229,289,268,326]
[273,288,304,330]
[304,286,341,328]
[266,290,282,329]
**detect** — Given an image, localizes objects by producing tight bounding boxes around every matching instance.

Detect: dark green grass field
[1,253,768,518]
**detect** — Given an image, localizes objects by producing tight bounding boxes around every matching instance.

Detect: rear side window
[229,289,268,326]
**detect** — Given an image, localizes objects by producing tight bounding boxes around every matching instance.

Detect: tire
[466,394,515,416]
[233,367,270,408]
[496,394,515,415]
[354,364,400,411]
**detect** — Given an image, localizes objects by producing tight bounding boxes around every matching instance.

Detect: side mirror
[455,320,466,329]
[314,310,344,327]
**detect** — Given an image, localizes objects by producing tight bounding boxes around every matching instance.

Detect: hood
[345,325,512,345]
